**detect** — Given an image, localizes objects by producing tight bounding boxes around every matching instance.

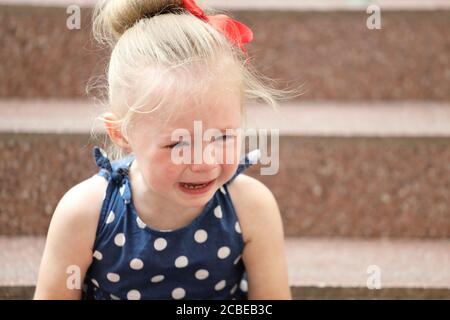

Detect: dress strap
[92,146,132,204]
[93,146,113,173]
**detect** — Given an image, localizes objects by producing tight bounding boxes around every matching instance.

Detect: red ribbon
[182,0,253,54]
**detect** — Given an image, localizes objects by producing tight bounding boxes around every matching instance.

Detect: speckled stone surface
[0,236,45,287]
[0,134,98,236]
[284,238,450,289]
[0,6,109,99]
[1,236,449,299]
[2,0,450,10]
[2,99,450,136]
[0,6,449,101]
[257,136,450,238]
[1,134,449,238]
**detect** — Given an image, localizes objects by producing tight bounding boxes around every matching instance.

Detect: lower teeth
[182,183,208,189]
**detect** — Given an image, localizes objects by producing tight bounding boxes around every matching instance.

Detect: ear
[103,112,132,152]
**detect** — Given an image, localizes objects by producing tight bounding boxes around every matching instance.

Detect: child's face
[127,87,242,208]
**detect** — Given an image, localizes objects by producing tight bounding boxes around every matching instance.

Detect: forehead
[131,58,243,135]
[159,88,242,136]
[131,84,242,139]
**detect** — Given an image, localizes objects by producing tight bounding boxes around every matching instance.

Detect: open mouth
[178,179,215,193]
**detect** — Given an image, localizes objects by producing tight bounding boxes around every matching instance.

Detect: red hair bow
[182,0,254,54]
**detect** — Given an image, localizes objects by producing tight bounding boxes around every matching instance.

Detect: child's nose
[189,147,220,172]
[190,161,218,172]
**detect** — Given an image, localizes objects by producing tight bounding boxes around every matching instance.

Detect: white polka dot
[154,238,167,251]
[230,284,238,294]
[194,229,208,243]
[218,246,231,259]
[240,279,248,292]
[151,275,165,283]
[106,273,120,283]
[110,294,120,300]
[119,184,125,196]
[214,205,223,218]
[220,186,226,194]
[215,280,226,291]
[175,256,189,268]
[93,250,103,260]
[91,278,99,288]
[114,233,126,247]
[130,258,144,270]
[195,269,209,280]
[235,221,241,234]
[233,254,242,265]
[172,288,186,300]
[106,211,115,224]
[248,149,261,164]
[127,290,141,300]
[136,216,146,229]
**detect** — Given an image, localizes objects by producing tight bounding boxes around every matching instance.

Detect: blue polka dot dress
[81,146,260,300]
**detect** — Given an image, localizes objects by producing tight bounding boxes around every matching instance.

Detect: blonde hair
[88,0,302,160]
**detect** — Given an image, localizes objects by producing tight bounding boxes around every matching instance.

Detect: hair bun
[93,0,185,45]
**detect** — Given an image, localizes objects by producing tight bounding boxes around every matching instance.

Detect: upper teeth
[183,183,207,189]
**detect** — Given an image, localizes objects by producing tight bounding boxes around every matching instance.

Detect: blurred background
[0,0,449,299]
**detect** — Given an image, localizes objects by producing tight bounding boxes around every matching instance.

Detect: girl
[34,0,294,300]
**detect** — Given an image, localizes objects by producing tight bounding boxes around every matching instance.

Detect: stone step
[0,3,449,101]
[0,99,450,137]
[1,99,450,238]
[2,99,450,136]
[4,133,449,238]
[1,236,449,299]
[2,0,450,11]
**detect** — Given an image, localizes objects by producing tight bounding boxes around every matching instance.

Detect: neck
[128,160,203,230]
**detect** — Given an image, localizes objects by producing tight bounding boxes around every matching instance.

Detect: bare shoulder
[226,174,291,299]
[53,174,108,235]
[227,174,282,244]
[59,174,108,214]
[44,174,109,256]
[34,175,108,299]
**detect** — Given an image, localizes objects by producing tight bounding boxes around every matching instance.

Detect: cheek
[163,163,184,183]
[221,163,239,183]
[147,155,184,187]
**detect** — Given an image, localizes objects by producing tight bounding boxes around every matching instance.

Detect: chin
[176,184,217,207]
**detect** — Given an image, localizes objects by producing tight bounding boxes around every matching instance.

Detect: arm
[228,175,291,300]
[33,176,106,300]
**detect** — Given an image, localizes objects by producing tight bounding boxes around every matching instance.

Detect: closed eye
[165,141,190,149]
[215,135,235,142]
[165,135,235,148]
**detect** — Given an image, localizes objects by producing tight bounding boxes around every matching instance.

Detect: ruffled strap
[93,146,113,173]
[93,146,132,204]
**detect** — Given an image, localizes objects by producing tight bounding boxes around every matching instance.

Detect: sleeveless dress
[81,146,261,300]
